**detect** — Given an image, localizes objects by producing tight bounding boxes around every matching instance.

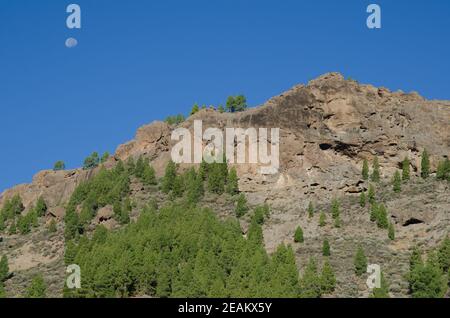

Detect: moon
[65,37,78,48]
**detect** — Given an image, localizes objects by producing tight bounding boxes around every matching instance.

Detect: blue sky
[0,0,449,192]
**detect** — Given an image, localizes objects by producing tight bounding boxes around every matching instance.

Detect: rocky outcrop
[1,72,449,219]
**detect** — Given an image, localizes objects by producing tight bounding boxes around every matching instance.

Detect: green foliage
[226,167,239,195]
[294,226,304,243]
[307,201,314,218]
[253,205,269,225]
[421,149,430,179]
[207,159,228,195]
[83,152,100,170]
[436,158,450,181]
[217,105,225,113]
[359,191,366,207]
[319,212,326,227]
[65,203,304,298]
[190,103,199,115]
[172,175,185,198]
[320,260,336,294]
[35,197,47,217]
[388,222,395,241]
[409,252,447,298]
[322,239,331,256]
[226,95,247,113]
[53,160,66,171]
[165,114,185,125]
[299,258,322,298]
[331,198,340,220]
[371,156,380,182]
[354,246,367,276]
[142,162,157,186]
[26,275,47,298]
[376,204,389,229]
[371,271,390,298]
[162,160,177,194]
[393,170,402,193]
[235,194,249,218]
[370,202,378,222]
[0,194,25,220]
[0,255,9,282]
[362,159,369,180]
[437,235,450,273]
[0,283,5,298]
[409,246,423,273]
[368,184,376,205]
[101,152,110,163]
[185,168,204,204]
[402,156,410,181]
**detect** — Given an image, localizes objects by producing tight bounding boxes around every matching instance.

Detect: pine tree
[354,246,368,276]
[226,167,239,195]
[162,160,177,193]
[368,184,376,204]
[370,202,379,222]
[299,257,322,298]
[437,235,450,273]
[371,271,390,298]
[294,226,304,243]
[35,197,47,217]
[402,156,410,181]
[143,164,157,185]
[359,191,366,207]
[235,194,249,218]
[362,159,369,180]
[331,199,340,220]
[436,158,450,181]
[307,201,314,218]
[322,239,331,256]
[421,149,430,179]
[134,156,145,178]
[217,105,225,113]
[101,152,110,163]
[409,246,423,273]
[371,156,380,182]
[393,170,402,193]
[0,255,9,282]
[83,152,100,170]
[320,260,336,294]
[172,175,185,197]
[53,160,65,171]
[409,252,447,298]
[388,222,395,241]
[26,275,47,298]
[190,103,199,115]
[319,212,326,227]
[376,204,388,229]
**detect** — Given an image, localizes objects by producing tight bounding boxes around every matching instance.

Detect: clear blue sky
[0,0,449,192]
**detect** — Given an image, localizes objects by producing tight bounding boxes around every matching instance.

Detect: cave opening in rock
[403,218,424,227]
[319,143,332,150]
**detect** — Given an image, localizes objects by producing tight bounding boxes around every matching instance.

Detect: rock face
[1,72,449,216]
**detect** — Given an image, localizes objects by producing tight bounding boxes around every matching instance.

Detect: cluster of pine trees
[408,237,449,298]
[0,195,48,236]
[63,203,309,298]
